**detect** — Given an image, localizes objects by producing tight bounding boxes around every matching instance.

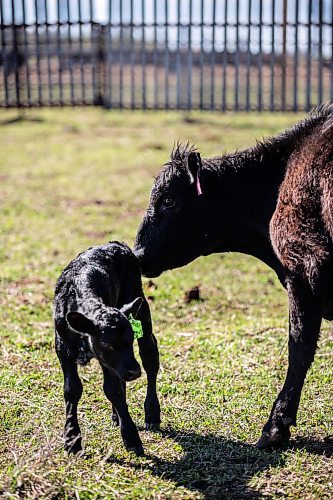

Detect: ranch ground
[0,108,332,499]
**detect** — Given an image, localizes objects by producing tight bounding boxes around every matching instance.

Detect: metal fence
[1,0,333,111]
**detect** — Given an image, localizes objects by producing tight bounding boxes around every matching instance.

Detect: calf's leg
[56,340,83,454]
[111,380,126,426]
[257,277,322,449]
[137,299,161,430]
[102,366,144,456]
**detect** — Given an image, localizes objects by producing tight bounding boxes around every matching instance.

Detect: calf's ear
[66,311,97,336]
[187,151,203,195]
[121,297,144,319]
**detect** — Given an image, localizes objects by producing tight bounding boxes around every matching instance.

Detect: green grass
[0,108,332,499]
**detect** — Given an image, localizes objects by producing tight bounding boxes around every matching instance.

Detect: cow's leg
[102,366,143,456]
[257,277,322,449]
[56,338,83,454]
[137,299,161,430]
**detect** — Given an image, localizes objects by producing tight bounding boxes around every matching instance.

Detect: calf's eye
[163,197,176,209]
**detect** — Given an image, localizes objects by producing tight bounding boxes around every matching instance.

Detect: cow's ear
[187,152,203,195]
[121,297,144,319]
[66,311,97,337]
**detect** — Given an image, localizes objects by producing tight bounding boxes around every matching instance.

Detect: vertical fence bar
[281,0,287,111]
[318,0,323,104]
[98,20,104,105]
[153,0,158,109]
[142,0,146,109]
[210,0,216,111]
[108,0,112,108]
[187,0,192,111]
[130,0,135,109]
[0,0,9,106]
[22,0,31,106]
[67,0,74,104]
[234,0,239,111]
[34,0,42,105]
[306,0,312,110]
[176,0,181,109]
[119,0,123,108]
[44,0,53,104]
[270,0,275,111]
[246,0,252,111]
[222,0,228,110]
[89,0,96,104]
[200,0,204,109]
[293,0,299,111]
[11,0,20,107]
[57,0,63,104]
[164,0,169,109]
[257,0,263,111]
[78,0,86,104]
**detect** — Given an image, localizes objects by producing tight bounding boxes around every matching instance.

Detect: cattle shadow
[109,428,286,498]
[108,430,333,497]
[292,435,333,457]
[0,110,44,126]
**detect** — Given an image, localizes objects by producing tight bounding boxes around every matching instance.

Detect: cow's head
[134,143,218,277]
[66,297,143,381]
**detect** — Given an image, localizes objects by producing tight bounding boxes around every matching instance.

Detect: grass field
[0,108,332,499]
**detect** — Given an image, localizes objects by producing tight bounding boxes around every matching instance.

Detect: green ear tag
[129,314,144,339]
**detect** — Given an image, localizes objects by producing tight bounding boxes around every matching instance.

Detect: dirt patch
[59,197,120,209]
[84,230,112,239]
[141,143,165,151]
[184,285,202,303]
[0,277,48,307]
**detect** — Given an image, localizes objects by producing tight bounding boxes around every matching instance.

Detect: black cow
[54,241,160,455]
[134,104,333,449]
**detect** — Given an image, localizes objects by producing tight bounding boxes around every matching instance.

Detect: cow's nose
[126,365,141,381]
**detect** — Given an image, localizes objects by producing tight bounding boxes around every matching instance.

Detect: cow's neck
[203,148,287,284]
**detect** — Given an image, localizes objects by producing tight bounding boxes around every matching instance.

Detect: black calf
[54,241,160,455]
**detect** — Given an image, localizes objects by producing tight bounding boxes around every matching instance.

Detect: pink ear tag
[196,175,202,195]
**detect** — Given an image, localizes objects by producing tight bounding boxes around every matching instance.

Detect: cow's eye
[162,197,176,209]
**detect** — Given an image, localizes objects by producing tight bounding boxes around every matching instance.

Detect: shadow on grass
[292,435,333,457]
[109,428,286,498]
[0,111,44,126]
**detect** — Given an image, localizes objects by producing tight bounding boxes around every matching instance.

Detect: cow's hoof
[127,445,144,456]
[256,428,290,450]
[145,422,160,432]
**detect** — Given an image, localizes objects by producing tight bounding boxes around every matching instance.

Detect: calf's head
[134,143,215,277]
[66,297,143,381]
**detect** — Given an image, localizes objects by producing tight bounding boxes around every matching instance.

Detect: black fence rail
[1,0,333,111]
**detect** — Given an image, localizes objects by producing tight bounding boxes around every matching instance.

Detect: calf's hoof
[64,436,83,455]
[122,425,144,457]
[145,422,160,432]
[256,428,291,450]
